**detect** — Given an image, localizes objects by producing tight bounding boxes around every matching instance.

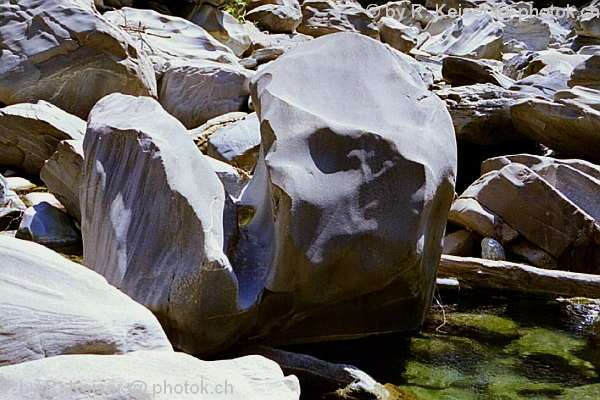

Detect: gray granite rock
[0,0,156,119]
[237,32,457,343]
[435,83,532,145]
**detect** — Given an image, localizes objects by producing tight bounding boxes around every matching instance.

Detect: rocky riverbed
[2,0,600,398]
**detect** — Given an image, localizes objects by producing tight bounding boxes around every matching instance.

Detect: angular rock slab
[40,140,84,221]
[481,154,600,223]
[80,93,246,356]
[0,352,300,399]
[0,101,84,175]
[0,0,156,119]
[511,86,600,163]
[455,163,600,273]
[239,32,457,343]
[0,236,172,367]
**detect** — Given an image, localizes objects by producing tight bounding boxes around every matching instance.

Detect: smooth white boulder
[0,352,300,400]
[0,236,172,367]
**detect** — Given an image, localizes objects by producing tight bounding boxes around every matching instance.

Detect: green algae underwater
[285,292,600,399]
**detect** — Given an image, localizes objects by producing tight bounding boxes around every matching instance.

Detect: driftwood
[438,255,600,298]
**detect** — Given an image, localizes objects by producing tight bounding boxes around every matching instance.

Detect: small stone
[481,237,506,261]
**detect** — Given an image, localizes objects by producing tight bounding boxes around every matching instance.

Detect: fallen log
[438,255,600,298]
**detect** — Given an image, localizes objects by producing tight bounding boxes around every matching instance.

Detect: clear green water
[285,293,600,399]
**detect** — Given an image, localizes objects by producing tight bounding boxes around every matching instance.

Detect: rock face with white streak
[297,0,379,39]
[0,352,300,400]
[420,14,503,60]
[40,140,84,221]
[0,0,156,119]
[80,93,246,356]
[435,83,532,145]
[0,236,172,367]
[0,101,85,175]
[158,60,253,129]
[236,33,457,343]
[511,86,600,164]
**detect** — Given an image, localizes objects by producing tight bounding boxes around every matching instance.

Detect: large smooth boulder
[0,101,85,175]
[102,7,240,75]
[236,32,457,343]
[0,0,156,119]
[158,59,253,129]
[80,93,246,356]
[40,140,84,221]
[0,352,300,399]
[420,14,503,60]
[0,236,172,367]
[511,86,600,163]
[297,0,379,39]
[435,83,532,145]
